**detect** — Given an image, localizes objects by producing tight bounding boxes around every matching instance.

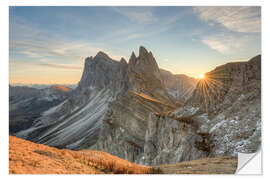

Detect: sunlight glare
[199,74,205,79]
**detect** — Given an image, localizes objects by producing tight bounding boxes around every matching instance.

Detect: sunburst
[199,74,205,79]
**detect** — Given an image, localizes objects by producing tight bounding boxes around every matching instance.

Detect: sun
[199,74,205,79]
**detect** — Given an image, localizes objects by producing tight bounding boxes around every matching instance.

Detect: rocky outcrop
[140,112,208,165]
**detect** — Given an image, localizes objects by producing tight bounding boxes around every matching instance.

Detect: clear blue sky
[9,6,261,84]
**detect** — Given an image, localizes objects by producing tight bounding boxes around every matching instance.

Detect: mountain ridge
[13,46,261,166]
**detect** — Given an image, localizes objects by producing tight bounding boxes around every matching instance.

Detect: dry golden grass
[154,156,237,174]
[9,136,152,174]
[9,136,237,174]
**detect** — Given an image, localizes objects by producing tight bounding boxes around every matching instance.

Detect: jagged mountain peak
[129,51,137,67]
[95,51,110,59]
[84,56,93,66]
[120,57,127,64]
[85,56,93,61]
[129,46,158,71]
[127,46,175,105]
[139,46,148,56]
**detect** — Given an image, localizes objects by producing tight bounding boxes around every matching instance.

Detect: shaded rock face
[160,69,198,103]
[77,52,128,97]
[139,112,209,166]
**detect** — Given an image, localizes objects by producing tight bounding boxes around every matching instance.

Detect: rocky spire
[120,57,127,64]
[127,46,175,105]
[128,52,137,68]
[95,51,110,60]
[139,46,148,57]
[129,46,161,81]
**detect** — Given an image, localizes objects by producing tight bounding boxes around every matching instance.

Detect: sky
[9,6,261,85]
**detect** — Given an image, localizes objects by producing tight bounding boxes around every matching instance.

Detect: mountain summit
[128,46,174,105]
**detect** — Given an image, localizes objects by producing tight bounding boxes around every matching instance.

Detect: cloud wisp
[193,7,261,33]
[201,33,260,55]
[112,7,158,24]
[38,62,82,70]
[9,14,124,65]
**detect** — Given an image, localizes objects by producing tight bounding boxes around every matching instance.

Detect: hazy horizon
[9,6,261,84]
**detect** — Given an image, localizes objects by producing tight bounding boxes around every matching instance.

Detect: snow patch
[209,120,227,133]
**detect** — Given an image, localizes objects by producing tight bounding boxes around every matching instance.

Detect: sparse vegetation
[155,156,237,174]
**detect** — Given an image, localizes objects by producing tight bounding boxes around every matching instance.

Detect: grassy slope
[154,156,237,174]
[9,136,237,174]
[9,136,151,174]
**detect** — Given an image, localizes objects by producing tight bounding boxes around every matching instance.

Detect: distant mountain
[15,47,260,167]
[160,69,198,103]
[9,85,71,134]
[10,84,77,90]
[50,85,72,92]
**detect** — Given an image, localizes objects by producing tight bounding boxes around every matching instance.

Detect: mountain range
[9,85,72,134]
[12,46,261,166]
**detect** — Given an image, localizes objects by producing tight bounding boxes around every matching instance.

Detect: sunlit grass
[9,136,152,174]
